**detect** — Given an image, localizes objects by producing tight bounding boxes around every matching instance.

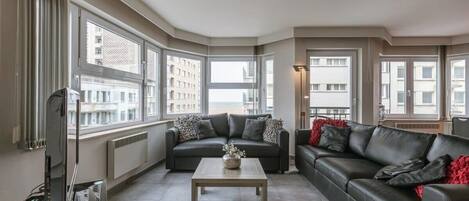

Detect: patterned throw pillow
[175,115,201,143]
[262,118,283,144]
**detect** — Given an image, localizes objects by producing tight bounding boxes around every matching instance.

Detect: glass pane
[86,21,140,74]
[265,59,274,113]
[451,60,466,116]
[166,54,201,114]
[209,89,258,114]
[309,56,351,121]
[381,61,406,114]
[146,81,158,117]
[210,61,255,83]
[146,49,159,81]
[413,61,438,114]
[80,75,140,130]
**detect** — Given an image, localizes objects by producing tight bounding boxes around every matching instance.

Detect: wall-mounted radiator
[108,132,148,179]
[394,122,441,134]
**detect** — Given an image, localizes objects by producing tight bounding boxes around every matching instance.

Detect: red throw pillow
[309,119,347,146]
[414,155,469,199]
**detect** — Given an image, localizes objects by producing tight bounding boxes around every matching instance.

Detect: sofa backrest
[364,126,436,165]
[426,134,469,161]
[200,113,229,137]
[346,121,376,157]
[228,114,272,138]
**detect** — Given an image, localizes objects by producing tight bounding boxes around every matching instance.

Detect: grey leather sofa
[166,113,289,173]
[295,121,469,201]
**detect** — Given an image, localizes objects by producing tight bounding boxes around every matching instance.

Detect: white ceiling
[141,0,469,38]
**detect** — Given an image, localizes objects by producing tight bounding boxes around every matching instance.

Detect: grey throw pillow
[374,158,427,180]
[318,125,351,152]
[198,120,218,139]
[242,119,266,141]
[262,118,283,144]
[174,115,201,143]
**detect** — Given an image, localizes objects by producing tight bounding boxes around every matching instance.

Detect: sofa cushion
[197,120,218,139]
[173,137,227,157]
[296,145,359,167]
[347,121,376,157]
[348,179,419,201]
[200,113,229,137]
[228,114,271,138]
[242,119,266,141]
[319,125,351,152]
[364,126,436,166]
[228,138,278,157]
[426,134,469,161]
[316,158,382,191]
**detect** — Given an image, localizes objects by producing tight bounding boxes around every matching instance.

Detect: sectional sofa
[295,121,469,201]
[166,113,289,172]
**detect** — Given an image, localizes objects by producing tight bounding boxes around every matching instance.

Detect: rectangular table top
[192,158,267,181]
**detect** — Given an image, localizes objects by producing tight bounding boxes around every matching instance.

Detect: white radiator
[107,132,148,179]
[394,123,441,134]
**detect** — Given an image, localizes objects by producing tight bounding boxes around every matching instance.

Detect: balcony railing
[310,106,350,120]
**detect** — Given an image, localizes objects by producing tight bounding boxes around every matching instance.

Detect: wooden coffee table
[191,158,268,201]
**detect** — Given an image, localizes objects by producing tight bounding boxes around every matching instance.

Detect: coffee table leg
[261,182,267,201]
[256,186,260,195]
[191,181,198,201]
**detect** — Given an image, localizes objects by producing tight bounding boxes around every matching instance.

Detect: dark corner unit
[295,121,469,201]
[166,113,289,173]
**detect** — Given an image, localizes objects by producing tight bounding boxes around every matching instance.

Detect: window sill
[68,120,172,141]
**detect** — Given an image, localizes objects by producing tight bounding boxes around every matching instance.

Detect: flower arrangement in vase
[222,143,246,169]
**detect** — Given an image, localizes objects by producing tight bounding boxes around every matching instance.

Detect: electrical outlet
[12,126,20,144]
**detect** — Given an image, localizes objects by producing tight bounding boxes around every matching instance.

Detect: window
[421,92,433,104]
[145,45,160,119]
[422,67,433,79]
[309,51,355,122]
[262,57,274,113]
[449,59,467,116]
[380,58,439,118]
[71,9,162,134]
[208,57,258,114]
[165,52,202,115]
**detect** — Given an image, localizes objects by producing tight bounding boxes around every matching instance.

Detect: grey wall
[447,43,469,55]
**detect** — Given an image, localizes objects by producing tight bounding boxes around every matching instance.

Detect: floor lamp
[293,64,309,128]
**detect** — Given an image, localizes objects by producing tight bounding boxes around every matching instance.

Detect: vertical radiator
[107,132,148,179]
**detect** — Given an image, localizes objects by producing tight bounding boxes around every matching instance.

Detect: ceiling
[141,0,469,38]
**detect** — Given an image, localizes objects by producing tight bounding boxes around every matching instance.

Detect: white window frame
[71,6,163,134]
[162,50,205,118]
[144,42,162,121]
[380,57,439,119]
[446,55,469,118]
[206,56,259,114]
[261,55,274,114]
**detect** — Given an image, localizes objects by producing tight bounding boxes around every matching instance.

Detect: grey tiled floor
[110,162,328,201]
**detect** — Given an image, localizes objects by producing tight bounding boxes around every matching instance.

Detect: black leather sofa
[295,121,469,201]
[166,113,289,172]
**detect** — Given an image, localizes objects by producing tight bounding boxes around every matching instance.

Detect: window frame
[446,55,469,118]
[162,50,205,118]
[144,42,162,121]
[380,57,439,119]
[261,55,274,114]
[206,56,260,115]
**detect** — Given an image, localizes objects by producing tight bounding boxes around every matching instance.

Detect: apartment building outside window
[164,51,202,116]
[447,57,469,116]
[380,57,439,119]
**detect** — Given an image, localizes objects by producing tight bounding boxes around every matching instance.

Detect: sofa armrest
[422,184,469,201]
[165,127,179,169]
[295,129,311,145]
[276,128,290,172]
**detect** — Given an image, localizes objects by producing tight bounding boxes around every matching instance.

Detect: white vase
[222,154,241,169]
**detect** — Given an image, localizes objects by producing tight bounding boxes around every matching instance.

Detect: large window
[448,58,468,116]
[262,56,274,113]
[208,57,258,114]
[71,9,161,133]
[308,50,357,123]
[165,51,202,115]
[380,58,439,118]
